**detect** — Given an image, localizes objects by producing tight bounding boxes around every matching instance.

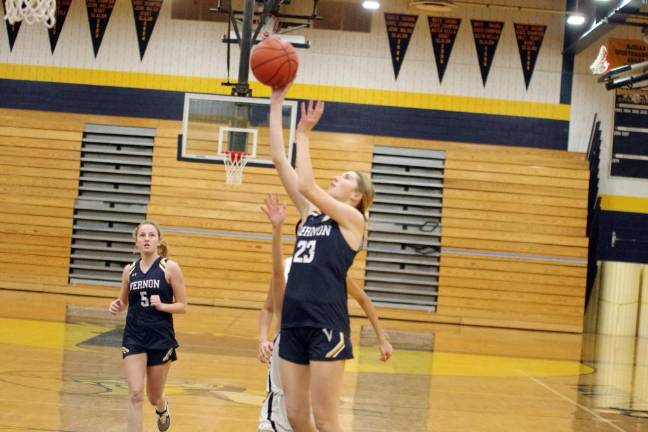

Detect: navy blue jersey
[123,257,178,350]
[281,213,358,334]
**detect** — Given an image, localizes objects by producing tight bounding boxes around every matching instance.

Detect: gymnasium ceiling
[170,0,648,53]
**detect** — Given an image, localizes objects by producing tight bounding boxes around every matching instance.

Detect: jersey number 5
[293,240,316,263]
[140,291,149,307]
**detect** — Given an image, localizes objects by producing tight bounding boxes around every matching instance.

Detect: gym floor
[1,289,645,432]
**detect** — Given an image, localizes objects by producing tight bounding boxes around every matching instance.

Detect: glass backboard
[179,93,297,168]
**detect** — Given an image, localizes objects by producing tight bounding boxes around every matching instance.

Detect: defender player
[109,221,187,432]
[269,86,375,432]
[257,194,392,432]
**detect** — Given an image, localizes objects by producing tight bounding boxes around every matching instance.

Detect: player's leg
[258,361,275,432]
[309,360,345,432]
[279,358,315,432]
[260,334,295,432]
[273,390,298,432]
[124,351,148,432]
[146,348,175,432]
[308,328,352,432]
[279,329,317,432]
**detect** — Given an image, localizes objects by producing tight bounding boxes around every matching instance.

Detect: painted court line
[517,370,628,432]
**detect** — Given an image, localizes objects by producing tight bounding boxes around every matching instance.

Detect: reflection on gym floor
[2,289,648,431]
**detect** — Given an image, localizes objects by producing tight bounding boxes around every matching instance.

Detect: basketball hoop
[590,45,610,76]
[222,150,249,185]
[3,0,56,27]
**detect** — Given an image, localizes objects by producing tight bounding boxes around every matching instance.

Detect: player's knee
[286,408,310,430]
[313,409,339,432]
[147,393,163,407]
[313,419,339,432]
[129,388,145,405]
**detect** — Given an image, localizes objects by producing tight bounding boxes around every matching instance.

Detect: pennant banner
[384,13,417,80]
[514,23,546,89]
[471,20,504,86]
[48,0,73,54]
[132,0,163,60]
[86,0,117,57]
[1,2,22,51]
[427,16,461,83]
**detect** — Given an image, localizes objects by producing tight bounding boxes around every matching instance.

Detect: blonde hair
[353,171,374,218]
[133,220,168,257]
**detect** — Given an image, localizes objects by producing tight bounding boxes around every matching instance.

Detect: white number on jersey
[140,291,149,307]
[293,240,316,263]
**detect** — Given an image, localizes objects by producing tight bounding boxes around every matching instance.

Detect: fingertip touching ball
[251,37,299,88]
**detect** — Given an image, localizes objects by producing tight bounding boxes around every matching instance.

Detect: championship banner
[132,0,163,60]
[48,0,73,54]
[86,0,117,57]
[427,16,460,84]
[609,39,648,180]
[471,20,503,86]
[607,38,648,68]
[612,88,648,180]
[514,23,546,89]
[384,13,418,80]
[1,1,22,51]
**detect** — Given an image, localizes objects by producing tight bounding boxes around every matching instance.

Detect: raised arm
[295,101,365,248]
[269,86,311,218]
[347,277,392,362]
[261,194,287,318]
[258,290,274,363]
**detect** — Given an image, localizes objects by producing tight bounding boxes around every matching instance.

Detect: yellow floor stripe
[0,317,593,378]
[0,317,108,351]
[348,346,594,377]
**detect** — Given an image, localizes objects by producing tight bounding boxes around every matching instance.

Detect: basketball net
[260,14,281,37]
[223,151,249,185]
[3,0,56,27]
[590,45,610,76]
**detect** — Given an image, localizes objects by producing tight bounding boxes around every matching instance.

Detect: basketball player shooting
[256,194,392,432]
[268,80,376,432]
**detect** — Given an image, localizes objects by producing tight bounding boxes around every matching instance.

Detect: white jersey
[258,334,291,432]
[258,259,294,432]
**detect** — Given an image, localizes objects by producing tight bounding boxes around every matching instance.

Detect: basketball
[251,37,299,88]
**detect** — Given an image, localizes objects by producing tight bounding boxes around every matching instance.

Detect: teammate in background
[256,194,391,432]
[109,220,187,432]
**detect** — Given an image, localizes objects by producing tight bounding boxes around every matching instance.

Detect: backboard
[179,93,298,168]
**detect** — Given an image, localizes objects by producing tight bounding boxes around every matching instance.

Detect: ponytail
[353,171,374,218]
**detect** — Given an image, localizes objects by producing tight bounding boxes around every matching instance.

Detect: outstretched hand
[261,193,287,229]
[379,339,393,362]
[270,83,292,104]
[297,100,324,133]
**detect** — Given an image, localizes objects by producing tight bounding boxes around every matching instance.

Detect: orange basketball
[251,37,299,88]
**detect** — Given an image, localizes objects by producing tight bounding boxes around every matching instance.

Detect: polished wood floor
[1,289,647,431]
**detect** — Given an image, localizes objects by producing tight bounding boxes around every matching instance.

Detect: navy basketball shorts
[279,327,353,365]
[122,345,178,366]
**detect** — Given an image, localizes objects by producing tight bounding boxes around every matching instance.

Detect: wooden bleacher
[0,108,589,332]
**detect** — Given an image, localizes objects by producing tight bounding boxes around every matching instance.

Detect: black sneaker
[156,400,171,432]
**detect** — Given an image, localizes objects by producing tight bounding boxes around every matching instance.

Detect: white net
[222,151,249,185]
[3,0,56,27]
[590,45,610,76]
